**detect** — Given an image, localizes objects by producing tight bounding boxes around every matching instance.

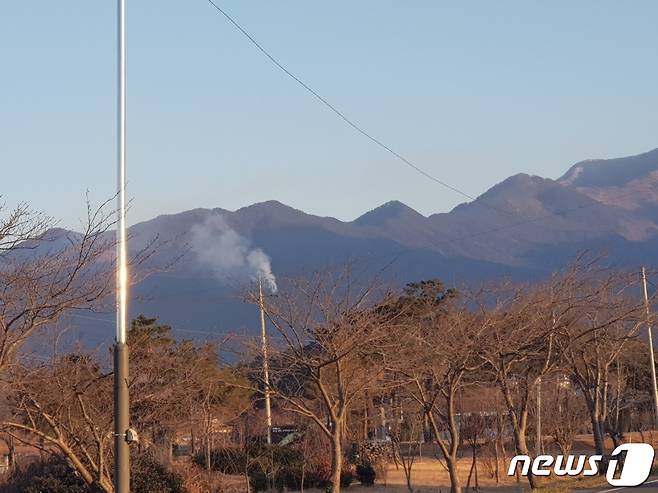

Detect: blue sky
[3,1,658,229]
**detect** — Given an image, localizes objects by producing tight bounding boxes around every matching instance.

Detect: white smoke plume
[190,215,277,293]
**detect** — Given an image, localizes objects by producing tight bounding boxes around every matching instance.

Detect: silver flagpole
[114,0,131,490]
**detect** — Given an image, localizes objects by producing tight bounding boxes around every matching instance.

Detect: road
[585,479,658,493]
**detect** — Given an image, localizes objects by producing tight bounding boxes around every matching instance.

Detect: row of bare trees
[241,260,656,493]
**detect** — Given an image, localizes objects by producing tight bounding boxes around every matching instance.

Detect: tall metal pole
[641,266,658,430]
[114,0,131,490]
[259,278,272,445]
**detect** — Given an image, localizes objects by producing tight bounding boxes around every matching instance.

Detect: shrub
[173,462,248,493]
[249,471,269,492]
[356,464,376,486]
[273,465,326,491]
[0,457,95,493]
[0,453,187,493]
[194,444,305,475]
[194,445,351,491]
[340,467,355,487]
[278,466,303,490]
[193,447,247,474]
[131,452,187,493]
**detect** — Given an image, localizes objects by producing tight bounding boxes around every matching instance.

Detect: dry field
[216,454,608,493]
[294,431,658,493]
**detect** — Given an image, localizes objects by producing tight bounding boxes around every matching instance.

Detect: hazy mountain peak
[558,148,658,213]
[235,200,295,213]
[353,200,425,226]
[230,200,345,234]
[459,173,551,210]
[496,173,543,187]
[559,148,658,188]
[233,200,314,221]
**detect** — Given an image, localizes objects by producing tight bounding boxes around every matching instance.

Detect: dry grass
[382,457,519,490]
[4,431,658,492]
[172,461,249,493]
[297,431,658,493]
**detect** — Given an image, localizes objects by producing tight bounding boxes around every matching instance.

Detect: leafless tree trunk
[241,267,398,493]
[558,269,648,461]
[480,261,631,489]
[383,280,487,493]
[0,198,118,374]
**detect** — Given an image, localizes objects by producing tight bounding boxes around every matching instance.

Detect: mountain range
[55,147,658,344]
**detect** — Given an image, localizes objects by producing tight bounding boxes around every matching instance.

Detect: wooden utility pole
[641,266,658,429]
[259,278,273,444]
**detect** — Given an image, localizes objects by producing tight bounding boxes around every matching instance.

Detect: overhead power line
[202,1,658,253]
[201,0,618,233]
[65,312,285,341]
[204,0,482,204]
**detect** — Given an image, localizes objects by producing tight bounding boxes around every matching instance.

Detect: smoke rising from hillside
[190,215,277,293]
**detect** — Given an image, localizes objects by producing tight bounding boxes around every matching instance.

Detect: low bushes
[0,452,187,493]
[193,443,303,474]
[194,444,356,491]
[0,457,90,493]
[131,452,187,493]
[355,464,376,486]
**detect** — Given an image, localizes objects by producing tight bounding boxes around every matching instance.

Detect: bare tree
[388,397,423,493]
[384,280,488,493]
[0,199,117,373]
[480,262,615,489]
[542,376,588,456]
[2,352,115,492]
[1,316,250,493]
[463,413,489,491]
[474,259,651,490]
[558,270,649,458]
[247,268,398,493]
[0,201,52,252]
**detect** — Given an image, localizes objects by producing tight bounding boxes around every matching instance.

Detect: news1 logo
[508,443,655,487]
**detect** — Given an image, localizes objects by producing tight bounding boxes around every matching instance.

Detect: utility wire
[201,0,630,233]
[200,1,658,271]
[205,0,491,208]
[65,312,285,340]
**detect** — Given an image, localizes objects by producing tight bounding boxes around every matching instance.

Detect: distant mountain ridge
[560,148,658,188]
[559,148,658,217]
[53,147,658,343]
